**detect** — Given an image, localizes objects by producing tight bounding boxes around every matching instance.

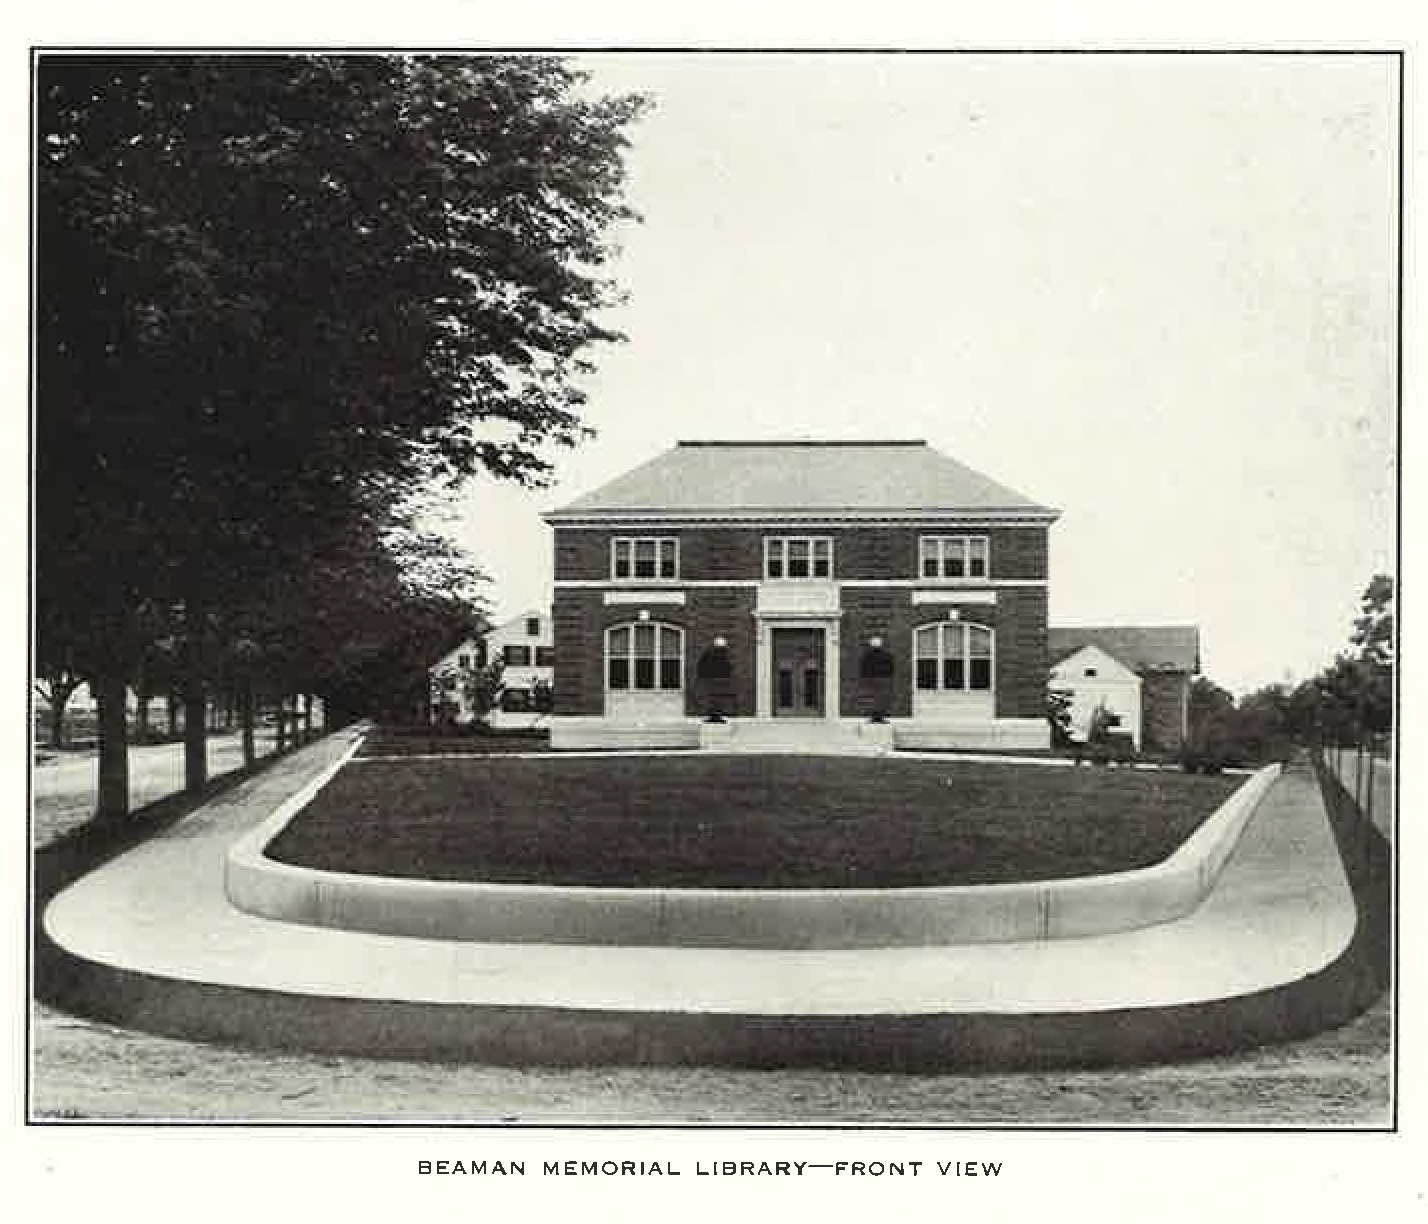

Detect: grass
[266,756,1241,889]
[356,725,551,758]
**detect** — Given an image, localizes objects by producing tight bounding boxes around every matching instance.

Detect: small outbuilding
[1048,625,1200,754]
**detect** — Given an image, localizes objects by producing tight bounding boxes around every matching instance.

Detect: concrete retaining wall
[550,717,701,751]
[894,718,1051,753]
[225,758,1281,950]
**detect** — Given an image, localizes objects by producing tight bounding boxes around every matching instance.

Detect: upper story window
[526,617,541,637]
[503,644,532,667]
[535,646,555,668]
[920,535,989,580]
[612,537,678,580]
[458,653,471,670]
[765,536,833,580]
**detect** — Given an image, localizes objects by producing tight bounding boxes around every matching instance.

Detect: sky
[442,53,1398,696]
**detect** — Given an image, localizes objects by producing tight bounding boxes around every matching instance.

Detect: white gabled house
[1047,625,1200,753]
[429,610,554,726]
[1049,642,1142,748]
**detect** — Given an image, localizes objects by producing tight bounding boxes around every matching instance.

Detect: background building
[1048,626,1200,753]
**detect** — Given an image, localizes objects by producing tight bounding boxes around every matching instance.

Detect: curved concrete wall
[225,754,1280,949]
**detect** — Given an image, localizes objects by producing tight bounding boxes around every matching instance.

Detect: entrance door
[771,628,825,717]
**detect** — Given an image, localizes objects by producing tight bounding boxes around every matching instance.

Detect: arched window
[914,623,994,692]
[606,623,684,692]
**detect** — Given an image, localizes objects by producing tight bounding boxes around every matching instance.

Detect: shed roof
[546,440,1056,520]
[1048,626,1201,675]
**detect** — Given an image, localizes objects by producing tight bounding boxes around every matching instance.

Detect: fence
[1317,731,1393,839]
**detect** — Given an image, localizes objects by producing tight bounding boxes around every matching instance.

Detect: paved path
[43,730,1354,1017]
[33,730,283,846]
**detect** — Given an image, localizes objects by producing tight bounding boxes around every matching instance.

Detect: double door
[771,627,825,717]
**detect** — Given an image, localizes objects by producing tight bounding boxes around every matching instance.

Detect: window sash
[914,623,995,693]
[606,623,684,695]
[611,537,678,581]
[920,535,990,580]
[764,536,833,580]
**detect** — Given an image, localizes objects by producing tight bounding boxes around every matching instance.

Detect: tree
[1350,573,1394,735]
[1234,685,1294,764]
[32,668,85,749]
[1047,681,1074,749]
[1352,574,1394,668]
[37,56,647,815]
[1188,677,1236,736]
[459,659,507,726]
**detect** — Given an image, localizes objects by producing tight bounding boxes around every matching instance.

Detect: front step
[700,719,892,755]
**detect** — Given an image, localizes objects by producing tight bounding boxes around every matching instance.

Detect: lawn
[355,725,553,757]
[265,756,1242,888]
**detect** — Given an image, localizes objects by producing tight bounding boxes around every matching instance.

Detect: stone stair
[700,718,892,755]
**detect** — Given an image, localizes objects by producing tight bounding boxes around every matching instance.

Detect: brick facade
[991,587,1049,720]
[553,588,761,718]
[554,524,1048,583]
[552,521,1050,724]
[1140,671,1191,754]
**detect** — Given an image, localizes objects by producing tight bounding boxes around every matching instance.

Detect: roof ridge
[675,439,927,448]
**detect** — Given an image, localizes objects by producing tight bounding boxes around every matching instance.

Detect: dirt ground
[29,992,1390,1126]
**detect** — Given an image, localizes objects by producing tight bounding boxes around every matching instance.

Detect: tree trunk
[303,693,313,739]
[166,693,178,738]
[184,681,207,794]
[95,668,130,820]
[275,696,288,753]
[49,697,66,750]
[182,602,207,794]
[135,692,150,742]
[241,684,256,767]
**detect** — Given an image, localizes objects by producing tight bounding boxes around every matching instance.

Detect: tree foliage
[36,55,646,814]
[1184,573,1395,769]
[1047,683,1074,749]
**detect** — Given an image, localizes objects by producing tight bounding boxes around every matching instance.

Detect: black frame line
[24,45,1405,1135]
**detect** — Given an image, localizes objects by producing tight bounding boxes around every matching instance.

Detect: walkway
[33,729,282,847]
[39,728,1362,1067]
